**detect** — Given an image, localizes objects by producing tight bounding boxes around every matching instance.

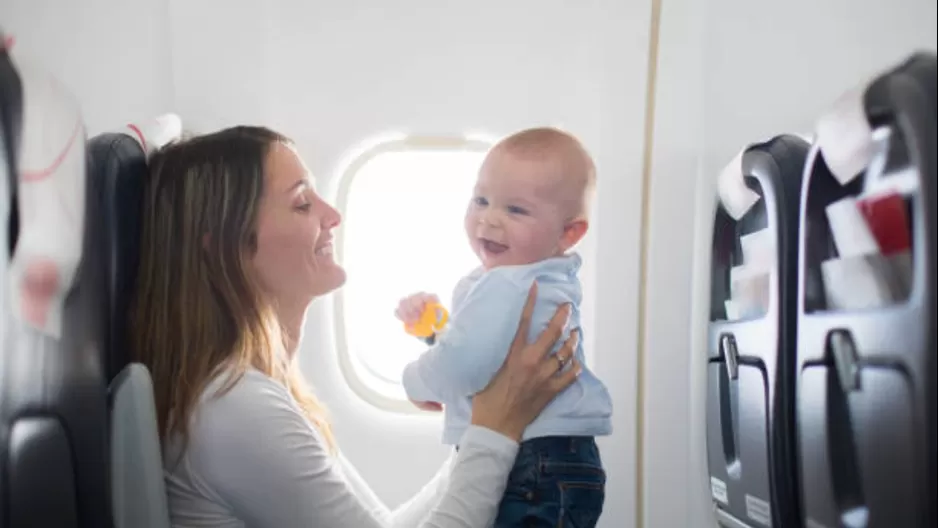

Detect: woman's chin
[311,264,347,296]
[330,266,348,290]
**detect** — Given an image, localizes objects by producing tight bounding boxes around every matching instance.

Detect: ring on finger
[555,354,566,371]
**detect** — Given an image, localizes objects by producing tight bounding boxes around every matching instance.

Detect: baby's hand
[395,292,440,325]
[410,399,443,412]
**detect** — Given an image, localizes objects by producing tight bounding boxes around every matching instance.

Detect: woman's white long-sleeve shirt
[162,368,517,527]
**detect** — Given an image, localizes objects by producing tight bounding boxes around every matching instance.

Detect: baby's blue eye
[507,205,528,215]
[474,196,488,207]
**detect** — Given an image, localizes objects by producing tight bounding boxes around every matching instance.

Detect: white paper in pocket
[730,265,771,318]
[821,251,912,310]
[825,196,879,258]
[740,228,774,273]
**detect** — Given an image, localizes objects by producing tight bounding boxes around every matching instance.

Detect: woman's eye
[297,202,312,211]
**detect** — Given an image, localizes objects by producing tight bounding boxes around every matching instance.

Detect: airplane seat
[797,51,936,528]
[86,130,150,383]
[0,38,21,525]
[705,133,810,528]
[0,41,112,527]
[107,363,171,528]
[86,116,181,528]
[1,39,20,255]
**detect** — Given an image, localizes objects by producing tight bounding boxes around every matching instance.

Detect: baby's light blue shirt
[401,252,613,445]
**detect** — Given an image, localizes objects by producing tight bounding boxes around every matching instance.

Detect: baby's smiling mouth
[479,238,508,254]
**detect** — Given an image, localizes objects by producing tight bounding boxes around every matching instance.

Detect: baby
[396,127,613,527]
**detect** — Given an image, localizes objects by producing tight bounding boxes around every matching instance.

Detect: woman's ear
[558,218,589,252]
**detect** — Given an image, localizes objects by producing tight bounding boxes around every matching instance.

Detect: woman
[130,125,582,527]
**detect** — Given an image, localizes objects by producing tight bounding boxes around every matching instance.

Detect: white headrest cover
[7,50,86,338]
[717,146,761,220]
[119,114,182,158]
[815,83,874,185]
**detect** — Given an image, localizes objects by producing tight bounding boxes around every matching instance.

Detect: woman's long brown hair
[131,126,336,455]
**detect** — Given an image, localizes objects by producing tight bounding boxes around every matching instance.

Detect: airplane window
[334,138,489,410]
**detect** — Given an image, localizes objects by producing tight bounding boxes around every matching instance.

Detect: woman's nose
[321,199,342,229]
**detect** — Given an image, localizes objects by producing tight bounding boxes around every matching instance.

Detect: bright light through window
[335,140,488,407]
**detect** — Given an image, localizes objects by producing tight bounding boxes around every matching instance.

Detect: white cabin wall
[589,4,652,528]
[167,2,651,525]
[639,1,708,527]
[166,0,278,132]
[0,0,174,135]
[643,0,937,526]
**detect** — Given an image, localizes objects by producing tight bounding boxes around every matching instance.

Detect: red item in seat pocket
[857,192,911,255]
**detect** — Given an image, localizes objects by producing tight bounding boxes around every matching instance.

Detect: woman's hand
[469,282,581,441]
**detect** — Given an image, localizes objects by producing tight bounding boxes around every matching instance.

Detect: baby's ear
[559,218,589,251]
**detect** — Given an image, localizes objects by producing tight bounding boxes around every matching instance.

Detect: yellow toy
[405,302,449,345]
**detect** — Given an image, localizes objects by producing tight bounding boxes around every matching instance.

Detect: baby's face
[464,150,573,269]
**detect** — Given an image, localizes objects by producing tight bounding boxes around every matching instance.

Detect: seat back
[0,38,19,516]
[109,364,170,528]
[86,119,178,382]
[706,134,810,528]
[87,117,180,528]
[0,40,111,528]
[796,51,936,528]
[86,131,149,382]
[0,37,19,316]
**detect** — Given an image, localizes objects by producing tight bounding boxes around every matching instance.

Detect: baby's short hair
[493,127,596,218]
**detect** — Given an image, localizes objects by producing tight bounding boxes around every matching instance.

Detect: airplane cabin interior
[0,1,936,527]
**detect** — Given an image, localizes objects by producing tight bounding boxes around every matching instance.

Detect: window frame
[332,136,492,413]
